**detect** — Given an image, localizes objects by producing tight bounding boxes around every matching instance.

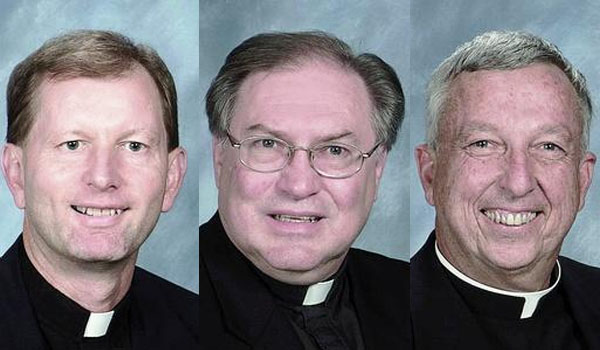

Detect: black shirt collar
[20,239,131,342]
[251,258,345,306]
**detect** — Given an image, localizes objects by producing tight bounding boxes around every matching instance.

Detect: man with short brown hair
[0,30,197,349]
[200,31,409,349]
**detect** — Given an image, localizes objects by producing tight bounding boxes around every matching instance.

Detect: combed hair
[205,31,404,151]
[426,30,592,151]
[7,30,179,150]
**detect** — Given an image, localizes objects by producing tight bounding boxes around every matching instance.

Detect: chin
[485,244,540,271]
[262,247,328,273]
[68,241,132,263]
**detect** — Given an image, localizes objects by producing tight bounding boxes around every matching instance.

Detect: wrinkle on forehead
[440,63,582,146]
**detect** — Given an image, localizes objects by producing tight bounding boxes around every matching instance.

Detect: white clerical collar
[302,279,335,306]
[435,241,561,319]
[83,310,114,337]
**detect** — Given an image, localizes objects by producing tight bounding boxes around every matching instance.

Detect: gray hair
[205,31,404,151]
[426,30,592,151]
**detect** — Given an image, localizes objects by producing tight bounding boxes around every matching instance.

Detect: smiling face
[214,61,387,284]
[2,68,186,265]
[416,63,595,290]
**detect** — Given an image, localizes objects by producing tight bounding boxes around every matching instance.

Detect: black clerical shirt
[20,242,132,350]
[252,261,365,350]
[437,245,584,350]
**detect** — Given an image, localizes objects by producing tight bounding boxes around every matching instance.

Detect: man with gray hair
[413,30,600,349]
[199,31,409,348]
[0,30,197,348]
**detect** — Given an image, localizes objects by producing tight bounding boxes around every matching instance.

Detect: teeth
[75,206,123,217]
[273,214,320,223]
[483,210,537,226]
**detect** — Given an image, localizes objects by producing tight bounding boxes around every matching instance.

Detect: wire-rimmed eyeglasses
[226,133,381,179]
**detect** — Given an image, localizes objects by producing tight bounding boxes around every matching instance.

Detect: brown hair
[6,30,179,150]
[205,31,404,151]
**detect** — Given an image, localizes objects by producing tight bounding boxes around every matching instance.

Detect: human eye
[248,137,282,150]
[533,142,567,160]
[60,140,83,151]
[541,143,563,152]
[463,139,502,157]
[122,141,147,152]
[325,144,350,157]
[316,144,354,159]
[259,138,276,148]
[471,140,489,149]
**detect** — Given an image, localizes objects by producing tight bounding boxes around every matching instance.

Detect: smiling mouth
[72,206,126,217]
[271,214,323,223]
[481,209,539,227]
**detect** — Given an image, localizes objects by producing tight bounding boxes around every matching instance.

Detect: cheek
[219,158,276,205]
[24,156,70,201]
[538,163,580,208]
[327,173,375,214]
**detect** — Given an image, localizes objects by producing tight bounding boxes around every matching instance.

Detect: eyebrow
[243,123,356,144]
[54,128,162,145]
[456,122,496,138]
[119,128,161,142]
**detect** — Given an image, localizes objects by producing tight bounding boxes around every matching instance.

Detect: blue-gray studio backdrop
[0,1,200,293]
[410,0,600,267]
[199,0,411,261]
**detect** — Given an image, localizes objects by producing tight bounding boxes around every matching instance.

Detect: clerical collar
[435,241,561,319]
[20,240,131,340]
[303,280,335,306]
[251,260,344,306]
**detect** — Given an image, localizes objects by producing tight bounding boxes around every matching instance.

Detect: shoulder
[348,247,409,272]
[347,248,409,290]
[132,266,198,306]
[131,266,199,333]
[559,255,600,284]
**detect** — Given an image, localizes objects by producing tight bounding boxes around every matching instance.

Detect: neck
[23,231,135,312]
[253,254,346,286]
[438,239,555,292]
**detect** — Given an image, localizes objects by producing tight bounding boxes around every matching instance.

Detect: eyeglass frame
[225,132,382,179]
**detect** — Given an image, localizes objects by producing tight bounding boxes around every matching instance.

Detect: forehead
[443,63,580,133]
[32,68,164,134]
[231,60,374,142]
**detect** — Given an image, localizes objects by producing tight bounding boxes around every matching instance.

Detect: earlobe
[2,144,26,208]
[577,151,596,211]
[161,147,188,212]
[415,144,436,206]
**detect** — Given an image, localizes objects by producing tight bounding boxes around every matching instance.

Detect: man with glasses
[199,31,409,349]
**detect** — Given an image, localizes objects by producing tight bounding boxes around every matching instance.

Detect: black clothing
[411,232,600,349]
[254,261,364,349]
[0,235,199,349]
[199,212,410,349]
[20,240,132,349]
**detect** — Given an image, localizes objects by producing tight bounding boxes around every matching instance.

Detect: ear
[161,147,188,212]
[415,144,436,206]
[212,136,225,189]
[374,148,388,188]
[577,151,596,211]
[1,143,26,208]
[369,148,388,200]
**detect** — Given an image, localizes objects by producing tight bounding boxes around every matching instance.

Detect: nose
[498,149,536,198]
[275,148,321,200]
[83,148,121,191]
